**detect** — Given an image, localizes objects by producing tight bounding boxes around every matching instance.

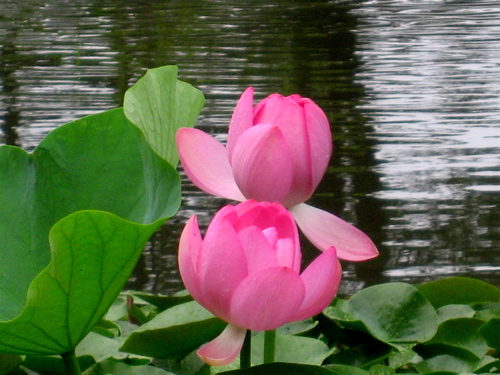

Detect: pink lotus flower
[178,200,341,366]
[177,88,378,261]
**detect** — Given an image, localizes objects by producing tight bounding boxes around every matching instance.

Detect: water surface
[1,0,498,295]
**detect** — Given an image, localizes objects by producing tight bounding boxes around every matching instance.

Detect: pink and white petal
[198,211,248,320]
[231,125,293,203]
[274,237,301,271]
[229,267,305,332]
[290,203,379,261]
[253,94,288,124]
[273,97,315,207]
[292,247,342,321]
[228,87,255,161]
[303,99,332,190]
[178,216,205,304]
[237,226,279,274]
[234,200,281,230]
[197,324,247,366]
[176,128,245,201]
[273,209,302,271]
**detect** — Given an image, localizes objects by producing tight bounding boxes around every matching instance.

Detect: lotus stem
[240,330,252,369]
[263,329,276,364]
[61,350,82,375]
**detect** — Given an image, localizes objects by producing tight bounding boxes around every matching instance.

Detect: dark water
[1,0,499,295]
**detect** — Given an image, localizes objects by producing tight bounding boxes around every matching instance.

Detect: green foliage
[83,358,175,374]
[120,301,227,360]
[219,362,337,374]
[13,276,494,375]
[209,332,334,374]
[0,211,165,355]
[319,277,500,375]
[331,283,439,344]
[124,65,205,166]
[0,65,204,371]
[0,108,179,321]
[417,277,500,309]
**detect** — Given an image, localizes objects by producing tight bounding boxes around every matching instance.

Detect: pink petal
[176,128,245,201]
[303,99,332,190]
[231,125,293,203]
[197,324,247,366]
[290,203,379,261]
[229,267,305,332]
[232,201,302,271]
[258,96,315,206]
[178,216,204,304]
[253,93,290,124]
[237,226,279,274]
[272,210,302,272]
[198,207,248,320]
[292,247,342,321]
[228,87,255,161]
[233,200,281,229]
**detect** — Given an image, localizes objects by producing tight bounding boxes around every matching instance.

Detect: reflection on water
[1,0,499,295]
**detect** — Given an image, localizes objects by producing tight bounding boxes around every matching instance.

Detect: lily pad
[120,301,226,360]
[344,283,438,344]
[418,277,500,309]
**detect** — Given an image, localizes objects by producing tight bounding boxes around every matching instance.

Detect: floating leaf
[76,332,126,363]
[436,304,475,324]
[328,343,391,370]
[414,354,479,374]
[479,317,500,350]
[368,364,395,375]
[419,318,489,360]
[252,333,333,366]
[277,319,318,336]
[132,290,193,312]
[219,363,336,375]
[120,301,226,360]
[124,65,205,166]
[475,356,500,374]
[210,331,334,374]
[473,302,500,322]
[418,277,500,309]
[83,358,174,375]
[325,364,369,375]
[344,283,439,344]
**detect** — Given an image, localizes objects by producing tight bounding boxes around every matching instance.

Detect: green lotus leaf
[120,301,226,361]
[0,65,204,356]
[124,65,205,166]
[218,363,336,375]
[0,107,179,323]
[344,283,439,344]
[418,277,500,309]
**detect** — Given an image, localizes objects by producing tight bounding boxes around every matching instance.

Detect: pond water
[1,0,499,295]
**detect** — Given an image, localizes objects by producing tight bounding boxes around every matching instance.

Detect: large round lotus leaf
[344,283,438,344]
[0,108,180,322]
[124,65,205,166]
